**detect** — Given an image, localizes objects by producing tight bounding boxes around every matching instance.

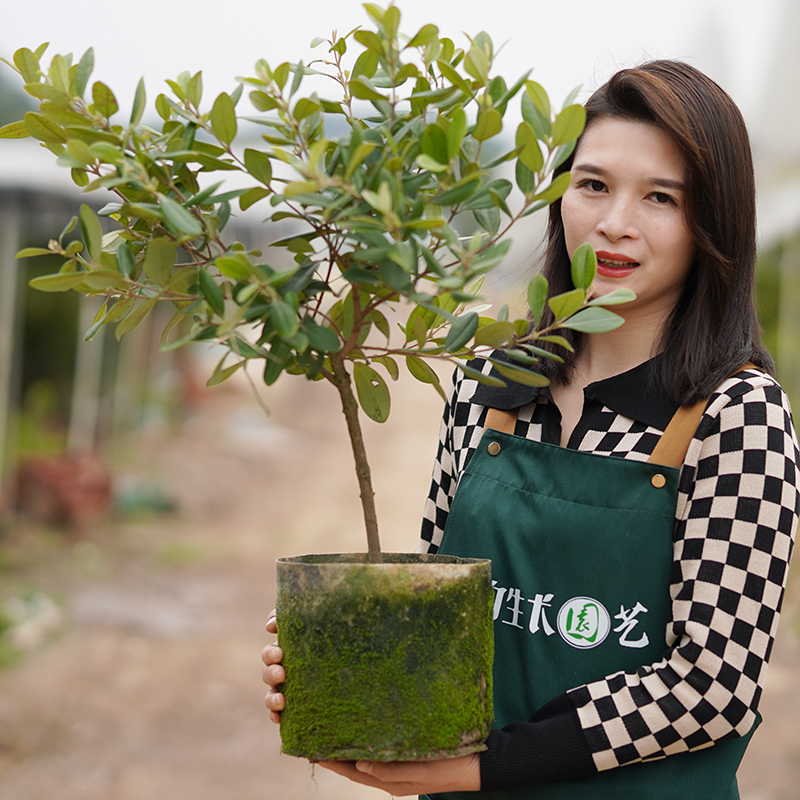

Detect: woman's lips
[595,250,639,278]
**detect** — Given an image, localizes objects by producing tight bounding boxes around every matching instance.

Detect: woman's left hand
[318,753,480,796]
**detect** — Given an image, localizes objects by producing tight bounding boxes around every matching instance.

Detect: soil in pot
[275,552,494,761]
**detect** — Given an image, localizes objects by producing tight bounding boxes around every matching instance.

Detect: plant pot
[275,552,494,761]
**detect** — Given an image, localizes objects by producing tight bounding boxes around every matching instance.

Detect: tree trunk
[329,356,382,563]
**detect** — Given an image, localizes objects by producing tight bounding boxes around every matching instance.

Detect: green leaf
[527,273,548,326]
[29,272,86,292]
[405,355,445,400]
[421,123,448,165]
[570,242,597,291]
[187,71,203,108]
[406,23,439,48]
[457,361,507,387]
[352,49,379,79]
[492,360,549,387]
[525,80,550,117]
[416,154,447,173]
[515,160,537,197]
[271,299,300,338]
[250,91,280,112]
[159,195,203,237]
[354,29,385,54]
[210,92,237,145]
[115,298,157,340]
[239,187,270,210]
[151,92,170,120]
[14,47,40,84]
[474,320,515,348]
[521,91,551,140]
[436,60,473,97]
[353,363,390,422]
[537,334,574,352]
[304,320,341,353]
[473,109,502,142]
[345,141,377,179]
[87,141,121,163]
[444,312,479,352]
[66,138,93,166]
[144,238,176,286]
[24,111,65,143]
[80,270,128,292]
[244,148,272,186]
[560,306,625,333]
[0,120,30,139]
[216,255,251,280]
[293,97,320,120]
[551,104,586,146]
[70,47,94,97]
[548,287,585,321]
[49,54,70,95]
[534,172,571,203]
[587,288,637,306]
[433,177,480,206]
[130,77,146,126]
[199,269,225,316]
[446,108,467,160]
[79,204,103,263]
[373,355,399,380]
[206,354,244,387]
[515,121,543,173]
[349,77,388,103]
[16,247,54,258]
[117,244,135,278]
[92,81,118,117]
[464,47,489,85]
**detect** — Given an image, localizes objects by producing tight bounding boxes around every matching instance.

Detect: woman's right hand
[262,611,285,724]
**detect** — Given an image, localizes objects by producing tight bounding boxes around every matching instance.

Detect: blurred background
[1,0,799,798]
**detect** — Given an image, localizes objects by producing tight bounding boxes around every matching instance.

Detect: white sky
[0,0,786,122]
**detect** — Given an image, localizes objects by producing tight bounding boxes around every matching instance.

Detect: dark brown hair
[538,60,773,404]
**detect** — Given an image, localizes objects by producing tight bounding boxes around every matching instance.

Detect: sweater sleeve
[479,374,799,791]
[418,366,487,553]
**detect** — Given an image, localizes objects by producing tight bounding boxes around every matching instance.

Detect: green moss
[276,553,494,761]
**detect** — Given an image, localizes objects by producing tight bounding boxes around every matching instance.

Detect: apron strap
[483,363,758,469]
[647,362,757,468]
[484,407,517,435]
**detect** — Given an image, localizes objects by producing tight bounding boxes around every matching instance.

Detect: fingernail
[356,761,373,774]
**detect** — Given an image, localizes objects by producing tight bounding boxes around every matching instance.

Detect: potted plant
[0,3,631,761]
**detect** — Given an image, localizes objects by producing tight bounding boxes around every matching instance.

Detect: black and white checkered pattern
[418,363,799,773]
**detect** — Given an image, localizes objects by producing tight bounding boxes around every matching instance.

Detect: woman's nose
[596,196,639,241]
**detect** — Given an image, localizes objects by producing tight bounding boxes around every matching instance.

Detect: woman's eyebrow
[572,162,685,190]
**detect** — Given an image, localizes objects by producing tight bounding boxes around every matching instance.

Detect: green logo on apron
[557,597,610,648]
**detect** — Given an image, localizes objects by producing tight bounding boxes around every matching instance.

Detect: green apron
[427,412,758,800]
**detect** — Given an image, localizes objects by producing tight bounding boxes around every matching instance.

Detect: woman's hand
[262,611,285,724]
[319,753,481,796]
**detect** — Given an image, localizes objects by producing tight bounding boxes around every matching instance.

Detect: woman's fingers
[266,610,277,635]
[262,644,283,668]
[318,754,481,796]
[262,630,285,725]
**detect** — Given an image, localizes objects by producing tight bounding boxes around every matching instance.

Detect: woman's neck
[571,307,668,388]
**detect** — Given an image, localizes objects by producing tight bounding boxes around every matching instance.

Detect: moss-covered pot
[275,552,494,761]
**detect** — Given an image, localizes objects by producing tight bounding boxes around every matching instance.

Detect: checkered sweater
[418,360,799,791]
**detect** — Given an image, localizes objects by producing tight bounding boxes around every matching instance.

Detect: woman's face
[560,117,696,320]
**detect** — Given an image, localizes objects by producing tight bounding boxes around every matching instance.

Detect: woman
[263,60,800,798]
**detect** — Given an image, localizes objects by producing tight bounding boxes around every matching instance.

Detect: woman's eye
[651,191,675,205]
[578,179,606,192]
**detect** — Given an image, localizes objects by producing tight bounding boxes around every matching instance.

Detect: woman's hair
[538,59,774,404]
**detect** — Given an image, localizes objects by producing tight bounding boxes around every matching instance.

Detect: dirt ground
[0,368,799,800]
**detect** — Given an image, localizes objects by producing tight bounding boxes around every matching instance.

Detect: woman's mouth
[595,251,639,278]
